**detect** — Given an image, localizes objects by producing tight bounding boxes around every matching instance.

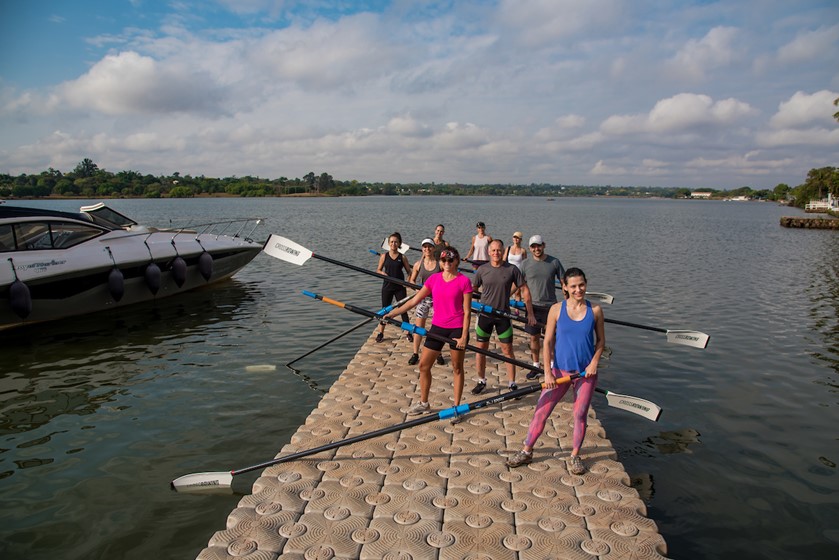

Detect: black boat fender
[145,262,161,295]
[108,267,125,302]
[9,279,32,319]
[171,256,187,287]
[198,251,213,281]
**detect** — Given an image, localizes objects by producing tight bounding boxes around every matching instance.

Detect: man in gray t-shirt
[470,239,535,394]
[519,235,564,377]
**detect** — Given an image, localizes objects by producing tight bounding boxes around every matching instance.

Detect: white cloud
[54,51,230,116]
[768,90,838,129]
[777,24,839,65]
[601,93,757,135]
[666,26,739,81]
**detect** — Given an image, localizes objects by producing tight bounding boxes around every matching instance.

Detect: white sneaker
[406,401,430,415]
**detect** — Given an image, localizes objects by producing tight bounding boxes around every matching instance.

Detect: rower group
[379,222,605,475]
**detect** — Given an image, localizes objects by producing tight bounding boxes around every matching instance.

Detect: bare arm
[466,235,476,259]
[585,304,606,377]
[408,260,421,284]
[542,303,561,385]
[376,253,386,275]
[456,290,472,349]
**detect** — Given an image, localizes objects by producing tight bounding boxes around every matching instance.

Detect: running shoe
[406,401,430,415]
[525,370,540,380]
[450,413,464,425]
[406,332,413,342]
[506,450,532,468]
[375,332,384,343]
[436,354,445,365]
[568,455,585,475]
[471,380,486,395]
[408,353,419,365]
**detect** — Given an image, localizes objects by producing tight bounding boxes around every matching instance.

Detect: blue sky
[1,0,837,188]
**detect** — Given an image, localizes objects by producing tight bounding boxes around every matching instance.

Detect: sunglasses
[440,257,456,263]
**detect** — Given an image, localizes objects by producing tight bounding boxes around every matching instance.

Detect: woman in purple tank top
[505,267,605,475]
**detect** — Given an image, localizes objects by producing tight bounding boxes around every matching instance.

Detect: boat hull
[1,230,262,330]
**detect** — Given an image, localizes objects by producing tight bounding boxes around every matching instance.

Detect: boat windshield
[80,203,137,230]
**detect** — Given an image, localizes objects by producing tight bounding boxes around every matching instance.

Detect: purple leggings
[524,369,596,451]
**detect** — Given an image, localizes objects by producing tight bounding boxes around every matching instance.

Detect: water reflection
[0,280,259,479]
[643,428,702,455]
[808,236,839,376]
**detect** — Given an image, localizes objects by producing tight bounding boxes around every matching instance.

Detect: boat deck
[195,323,668,559]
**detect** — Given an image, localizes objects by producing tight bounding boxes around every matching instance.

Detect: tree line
[1,157,836,207]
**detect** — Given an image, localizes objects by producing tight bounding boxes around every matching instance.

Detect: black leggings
[382,284,409,323]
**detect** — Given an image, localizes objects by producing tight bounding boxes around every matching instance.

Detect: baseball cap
[528,235,544,246]
[476,221,485,228]
[421,238,434,246]
[513,231,523,238]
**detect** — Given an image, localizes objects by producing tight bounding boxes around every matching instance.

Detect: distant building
[690,191,712,199]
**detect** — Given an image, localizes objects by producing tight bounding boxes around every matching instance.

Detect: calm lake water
[1,196,836,559]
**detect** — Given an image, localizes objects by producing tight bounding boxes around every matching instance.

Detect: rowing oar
[171,380,560,492]
[304,291,662,422]
[380,237,418,254]
[264,235,422,292]
[507,300,710,349]
[285,294,413,373]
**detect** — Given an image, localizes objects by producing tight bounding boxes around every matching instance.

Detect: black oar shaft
[313,252,421,291]
[285,317,373,368]
[602,317,666,334]
[232,381,548,476]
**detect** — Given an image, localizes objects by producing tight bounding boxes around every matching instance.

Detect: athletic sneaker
[526,362,541,380]
[450,413,464,425]
[375,332,384,343]
[506,449,532,468]
[406,401,430,415]
[408,353,419,365]
[436,354,445,365]
[471,380,487,395]
[509,383,518,391]
[568,455,586,475]
[406,332,413,342]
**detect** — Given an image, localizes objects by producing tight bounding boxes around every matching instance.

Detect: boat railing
[101,217,264,243]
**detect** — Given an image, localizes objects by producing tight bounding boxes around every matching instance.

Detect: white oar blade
[665,329,710,349]
[170,471,234,493]
[263,235,314,265]
[587,292,615,305]
[380,237,410,254]
[603,391,662,422]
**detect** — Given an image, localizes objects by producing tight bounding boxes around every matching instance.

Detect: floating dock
[195,323,668,559]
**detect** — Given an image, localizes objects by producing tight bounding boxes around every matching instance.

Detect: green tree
[73,158,99,178]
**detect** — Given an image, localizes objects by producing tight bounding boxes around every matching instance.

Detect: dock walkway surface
[196,323,668,559]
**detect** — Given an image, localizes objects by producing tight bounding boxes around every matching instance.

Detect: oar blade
[586,292,614,305]
[602,391,662,422]
[170,471,234,493]
[381,237,410,254]
[263,234,314,265]
[665,329,710,349]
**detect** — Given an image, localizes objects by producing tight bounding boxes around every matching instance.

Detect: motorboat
[1,202,263,330]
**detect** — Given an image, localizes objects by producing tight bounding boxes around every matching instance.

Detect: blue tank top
[553,301,595,372]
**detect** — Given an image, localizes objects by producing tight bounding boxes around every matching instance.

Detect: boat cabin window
[0,221,105,251]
